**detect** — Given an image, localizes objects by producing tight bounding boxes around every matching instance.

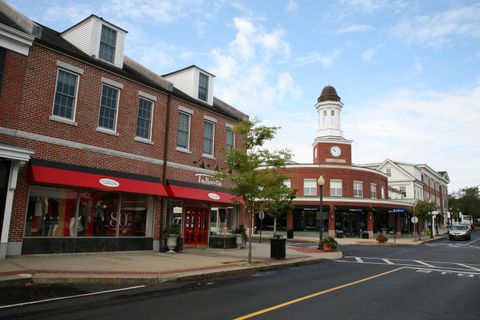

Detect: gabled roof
[61,14,128,34]
[162,65,215,78]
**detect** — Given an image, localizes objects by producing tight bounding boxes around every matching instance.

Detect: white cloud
[286,0,298,12]
[391,4,480,48]
[210,17,298,115]
[296,49,341,67]
[337,24,373,33]
[338,0,385,12]
[342,86,480,192]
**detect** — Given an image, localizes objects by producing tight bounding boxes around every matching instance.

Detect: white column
[0,161,24,259]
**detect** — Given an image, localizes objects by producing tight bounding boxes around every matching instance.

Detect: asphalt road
[1,232,479,320]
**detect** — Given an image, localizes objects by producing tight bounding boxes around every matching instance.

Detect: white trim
[226,123,235,129]
[202,154,216,160]
[56,60,84,74]
[134,136,154,145]
[291,196,413,207]
[203,115,217,123]
[138,90,157,102]
[101,76,124,89]
[330,179,343,197]
[98,83,121,132]
[0,143,34,162]
[51,68,80,123]
[0,127,222,175]
[49,115,78,126]
[303,179,317,196]
[136,96,154,141]
[203,119,215,157]
[176,147,192,154]
[0,24,34,56]
[177,111,191,151]
[96,126,119,136]
[178,105,193,114]
[276,164,389,177]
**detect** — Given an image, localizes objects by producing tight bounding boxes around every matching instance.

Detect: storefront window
[25,186,153,238]
[25,186,78,237]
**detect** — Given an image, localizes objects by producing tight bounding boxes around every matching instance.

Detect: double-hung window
[99,25,117,63]
[381,186,385,199]
[98,84,119,131]
[198,73,208,102]
[330,180,342,196]
[226,127,235,151]
[370,183,377,199]
[353,181,363,197]
[303,179,317,196]
[52,69,79,121]
[177,111,191,150]
[203,119,215,156]
[136,97,154,140]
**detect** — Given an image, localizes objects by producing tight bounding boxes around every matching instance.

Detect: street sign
[411,216,419,224]
[259,211,265,220]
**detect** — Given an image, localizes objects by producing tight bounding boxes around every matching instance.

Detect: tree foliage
[415,200,437,222]
[449,186,480,218]
[220,119,294,215]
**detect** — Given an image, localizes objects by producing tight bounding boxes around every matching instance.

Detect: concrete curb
[13,256,341,286]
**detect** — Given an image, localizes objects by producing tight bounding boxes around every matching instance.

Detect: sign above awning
[30,165,167,196]
[166,184,240,204]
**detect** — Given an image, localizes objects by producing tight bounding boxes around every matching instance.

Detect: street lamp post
[317,175,325,249]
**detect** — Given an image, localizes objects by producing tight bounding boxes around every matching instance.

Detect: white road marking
[355,257,364,263]
[0,285,146,310]
[456,263,480,271]
[464,237,480,246]
[382,259,394,265]
[415,260,435,268]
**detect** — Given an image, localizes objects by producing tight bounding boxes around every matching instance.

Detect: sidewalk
[0,232,446,286]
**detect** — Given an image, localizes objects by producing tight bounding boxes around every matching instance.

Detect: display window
[25,186,153,238]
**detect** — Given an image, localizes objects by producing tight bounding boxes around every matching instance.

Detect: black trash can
[362,231,369,239]
[287,229,294,239]
[336,230,344,238]
[270,237,286,259]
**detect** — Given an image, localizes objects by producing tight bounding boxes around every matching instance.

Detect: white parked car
[449,224,472,241]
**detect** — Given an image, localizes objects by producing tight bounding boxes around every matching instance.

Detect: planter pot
[323,244,334,252]
[167,235,177,253]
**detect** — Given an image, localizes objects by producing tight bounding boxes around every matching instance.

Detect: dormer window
[198,73,209,102]
[99,25,117,63]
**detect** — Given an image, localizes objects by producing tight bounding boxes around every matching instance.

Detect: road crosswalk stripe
[382,259,394,265]
[456,263,480,271]
[415,260,435,267]
[355,257,363,263]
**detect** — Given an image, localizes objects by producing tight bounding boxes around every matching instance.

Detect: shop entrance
[0,160,10,234]
[184,207,209,246]
[335,211,367,237]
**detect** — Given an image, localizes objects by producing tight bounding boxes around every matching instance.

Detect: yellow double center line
[234,267,404,320]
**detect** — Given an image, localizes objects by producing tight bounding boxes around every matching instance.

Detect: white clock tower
[312,85,353,165]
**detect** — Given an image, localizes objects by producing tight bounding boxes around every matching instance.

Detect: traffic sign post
[259,211,265,243]
[411,216,419,240]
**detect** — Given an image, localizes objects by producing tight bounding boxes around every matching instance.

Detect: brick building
[257,85,413,239]
[0,2,247,258]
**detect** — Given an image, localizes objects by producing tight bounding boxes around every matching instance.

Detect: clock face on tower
[330,146,341,157]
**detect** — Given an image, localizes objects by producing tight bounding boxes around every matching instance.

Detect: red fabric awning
[166,184,241,204]
[30,165,167,196]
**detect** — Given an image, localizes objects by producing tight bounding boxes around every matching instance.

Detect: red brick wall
[313,142,352,166]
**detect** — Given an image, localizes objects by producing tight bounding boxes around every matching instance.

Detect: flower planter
[323,244,334,252]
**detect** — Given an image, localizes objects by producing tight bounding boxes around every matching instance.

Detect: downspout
[159,93,172,248]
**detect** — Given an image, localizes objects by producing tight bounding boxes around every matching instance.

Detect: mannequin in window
[94,201,105,235]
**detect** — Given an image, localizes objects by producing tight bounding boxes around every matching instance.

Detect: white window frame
[381,186,385,199]
[176,110,192,153]
[99,24,117,64]
[226,124,235,152]
[353,181,363,197]
[96,81,121,135]
[283,179,291,189]
[386,168,391,176]
[135,96,154,142]
[330,179,342,197]
[202,119,216,158]
[198,72,209,102]
[303,179,317,196]
[370,183,377,199]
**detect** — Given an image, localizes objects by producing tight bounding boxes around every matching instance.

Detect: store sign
[196,173,223,187]
[99,178,120,188]
[208,193,221,200]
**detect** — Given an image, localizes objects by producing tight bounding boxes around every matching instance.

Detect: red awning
[166,184,241,204]
[30,165,167,196]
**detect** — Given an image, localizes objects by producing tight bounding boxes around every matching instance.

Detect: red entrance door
[183,207,209,246]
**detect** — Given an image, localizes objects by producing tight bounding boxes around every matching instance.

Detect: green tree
[415,200,437,237]
[453,186,480,219]
[262,175,296,235]
[220,119,293,264]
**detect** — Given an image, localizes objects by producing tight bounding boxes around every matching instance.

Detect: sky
[8,0,480,193]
